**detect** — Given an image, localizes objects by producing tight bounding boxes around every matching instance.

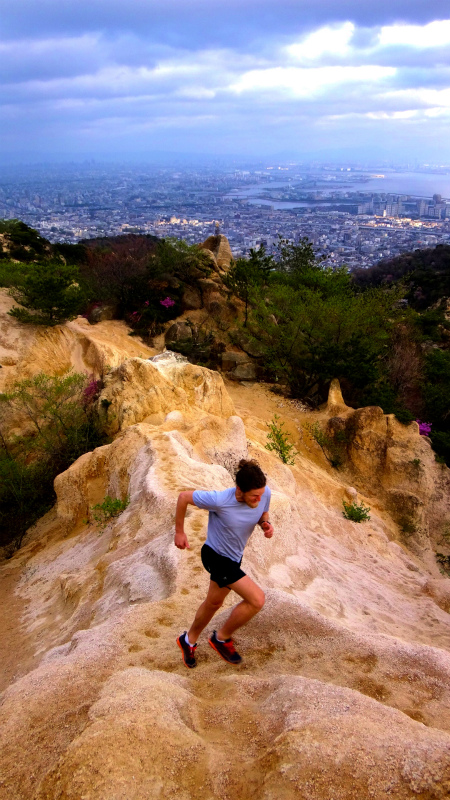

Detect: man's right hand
[174,531,190,550]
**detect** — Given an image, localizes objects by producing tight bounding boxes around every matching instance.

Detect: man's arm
[174,490,197,550]
[258,510,274,539]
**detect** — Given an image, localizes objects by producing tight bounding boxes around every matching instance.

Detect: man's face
[242,487,265,508]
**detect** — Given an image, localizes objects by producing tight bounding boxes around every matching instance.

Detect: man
[175,459,273,668]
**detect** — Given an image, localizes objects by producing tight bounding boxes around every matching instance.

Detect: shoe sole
[208,638,242,665]
[177,636,196,669]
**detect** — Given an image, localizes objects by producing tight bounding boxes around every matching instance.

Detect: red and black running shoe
[209,630,242,664]
[177,632,197,669]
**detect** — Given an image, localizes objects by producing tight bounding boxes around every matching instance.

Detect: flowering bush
[416,420,432,436]
[83,378,102,406]
[160,296,175,308]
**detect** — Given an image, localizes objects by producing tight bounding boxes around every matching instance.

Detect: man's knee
[251,589,265,612]
[206,597,224,611]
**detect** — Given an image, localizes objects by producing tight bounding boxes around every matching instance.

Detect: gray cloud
[1,4,450,162]
[1,1,443,43]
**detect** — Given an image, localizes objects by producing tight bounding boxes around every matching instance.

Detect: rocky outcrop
[201,234,233,272]
[97,353,235,432]
[326,376,351,416]
[325,381,450,555]
[180,286,202,311]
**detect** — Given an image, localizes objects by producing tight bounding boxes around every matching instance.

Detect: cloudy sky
[2,1,450,164]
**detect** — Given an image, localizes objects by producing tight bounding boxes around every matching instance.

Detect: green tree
[153,238,212,285]
[224,246,274,325]
[8,260,85,324]
[249,281,400,404]
[274,237,352,297]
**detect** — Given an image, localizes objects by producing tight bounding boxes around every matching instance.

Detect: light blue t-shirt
[192,486,271,562]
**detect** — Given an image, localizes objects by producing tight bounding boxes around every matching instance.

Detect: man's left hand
[261,521,274,538]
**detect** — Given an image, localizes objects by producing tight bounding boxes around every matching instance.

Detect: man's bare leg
[216,576,265,641]
[188,581,230,643]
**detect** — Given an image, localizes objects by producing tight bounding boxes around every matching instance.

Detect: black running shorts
[201,543,246,588]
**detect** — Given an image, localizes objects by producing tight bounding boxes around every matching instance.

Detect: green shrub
[393,408,416,425]
[265,414,298,465]
[436,552,450,576]
[0,453,55,555]
[90,495,130,529]
[8,260,86,325]
[0,371,109,551]
[304,421,346,468]
[360,381,416,425]
[0,219,48,258]
[342,500,371,522]
[0,259,28,289]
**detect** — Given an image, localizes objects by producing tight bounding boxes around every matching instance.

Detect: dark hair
[235,459,266,492]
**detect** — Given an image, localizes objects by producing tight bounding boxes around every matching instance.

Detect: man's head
[235,459,266,507]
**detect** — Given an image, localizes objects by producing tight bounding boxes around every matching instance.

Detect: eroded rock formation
[0,288,155,392]
[1,352,450,799]
[325,385,450,571]
[201,234,234,273]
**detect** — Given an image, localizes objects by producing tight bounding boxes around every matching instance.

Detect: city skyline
[1,162,449,272]
[1,2,450,164]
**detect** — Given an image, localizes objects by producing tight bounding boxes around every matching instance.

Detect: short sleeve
[192,490,220,510]
[264,487,271,513]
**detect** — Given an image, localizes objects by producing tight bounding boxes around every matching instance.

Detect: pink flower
[144,300,149,306]
[160,297,175,308]
[416,420,432,436]
[83,378,101,406]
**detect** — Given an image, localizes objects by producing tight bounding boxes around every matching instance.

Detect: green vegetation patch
[0,371,109,553]
[342,500,371,523]
[265,414,298,465]
[90,495,130,530]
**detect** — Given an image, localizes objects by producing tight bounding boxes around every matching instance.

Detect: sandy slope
[0,288,155,393]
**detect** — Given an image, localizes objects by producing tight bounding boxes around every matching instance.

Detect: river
[226,171,450,210]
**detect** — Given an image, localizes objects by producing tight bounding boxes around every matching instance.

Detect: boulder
[149,350,188,364]
[180,286,202,311]
[221,351,250,371]
[87,304,116,324]
[229,361,258,381]
[164,320,192,346]
[221,350,259,381]
[232,329,265,358]
[326,397,450,548]
[201,234,233,272]
[198,277,222,295]
[205,291,226,315]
